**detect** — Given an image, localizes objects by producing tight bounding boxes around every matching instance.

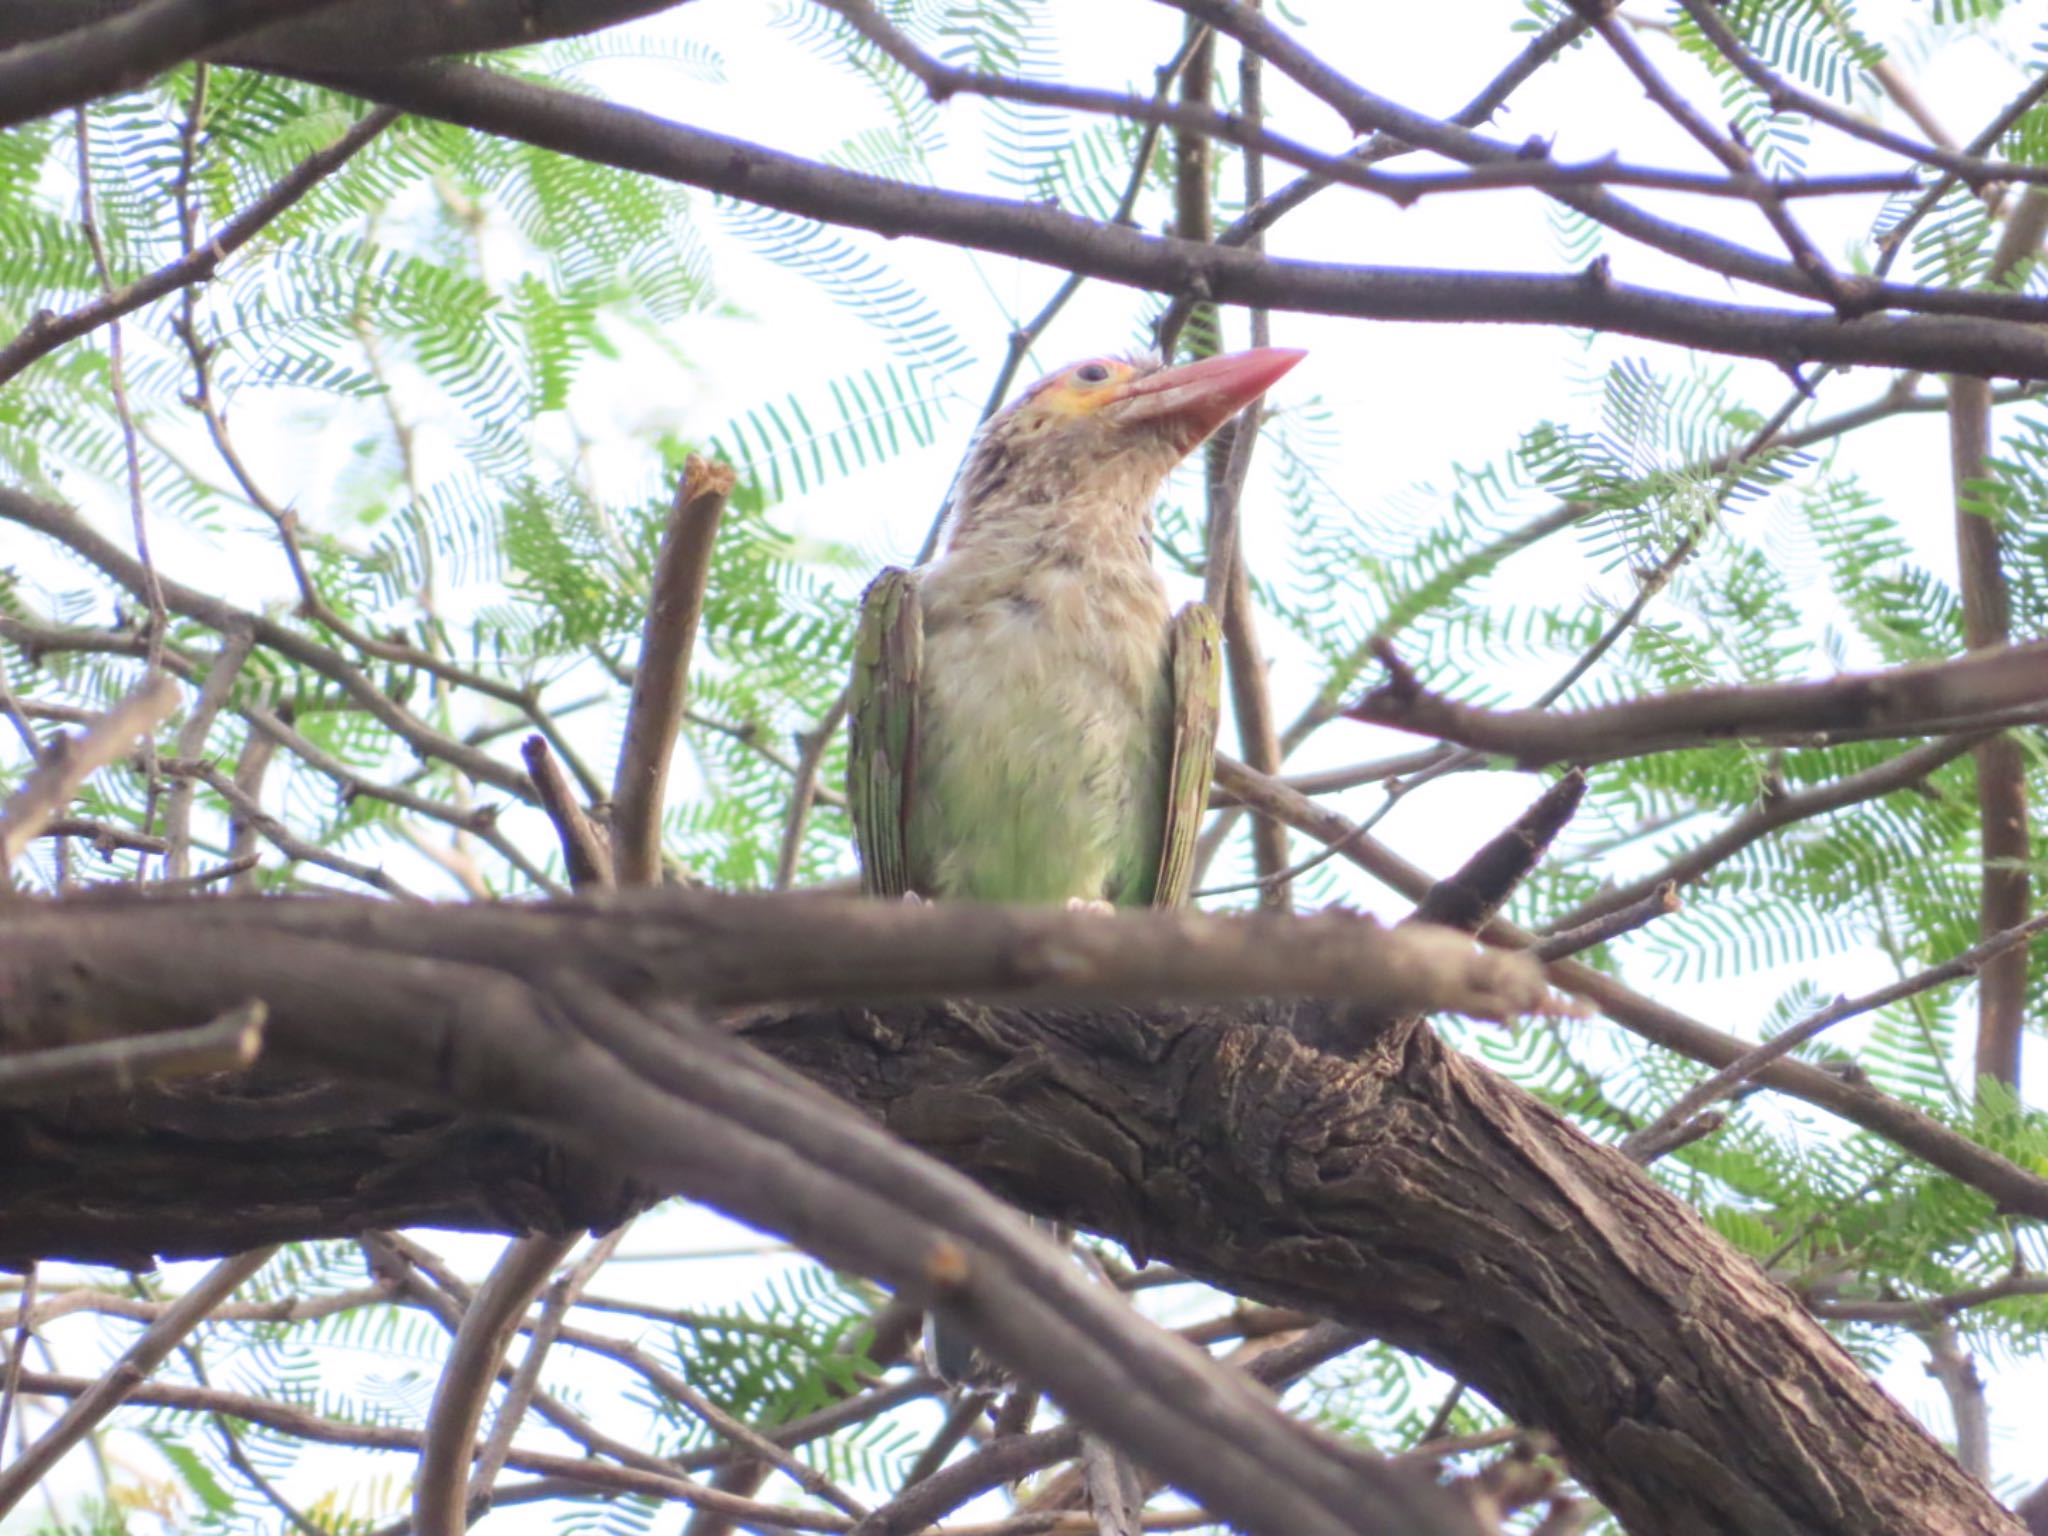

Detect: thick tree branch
[0,0,349,131]
[0,898,1495,1536]
[0,0,692,85]
[0,897,2015,1536]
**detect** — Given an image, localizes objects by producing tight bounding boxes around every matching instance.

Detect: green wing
[1151,601,1223,909]
[848,567,923,898]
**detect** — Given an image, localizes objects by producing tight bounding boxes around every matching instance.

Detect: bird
[846,344,1305,1382]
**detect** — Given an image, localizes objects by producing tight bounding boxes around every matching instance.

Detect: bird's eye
[1074,362,1112,384]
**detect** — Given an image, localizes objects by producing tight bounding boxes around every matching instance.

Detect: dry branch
[285,61,2048,379]
[0,0,348,131]
[612,455,734,888]
[414,1233,579,1536]
[0,1246,276,1522]
[1212,753,2048,1221]
[523,734,614,890]
[0,999,263,1104]
[0,896,2010,1535]
[1346,640,2048,767]
[0,673,177,871]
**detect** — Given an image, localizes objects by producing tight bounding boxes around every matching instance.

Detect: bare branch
[774,693,848,892]
[1920,1321,1991,1483]
[612,455,735,889]
[0,998,263,1105]
[1623,906,2048,1160]
[0,674,178,872]
[11,1369,859,1530]
[1347,639,2048,768]
[1538,733,1981,935]
[290,60,2048,379]
[1212,753,2048,1221]
[160,628,252,881]
[0,1246,277,1523]
[0,488,532,797]
[0,106,397,387]
[415,1233,580,1536]
[163,756,425,900]
[1531,883,1680,963]
[0,0,349,130]
[1407,771,1585,935]
[523,734,615,891]
[1950,374,2029,1094]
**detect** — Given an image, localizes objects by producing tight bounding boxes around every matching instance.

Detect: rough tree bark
[0,893,2019,1536]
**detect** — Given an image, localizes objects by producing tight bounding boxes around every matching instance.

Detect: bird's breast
[910,551,1174,903]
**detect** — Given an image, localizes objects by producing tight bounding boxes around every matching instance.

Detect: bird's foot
[1065,897,1115,915]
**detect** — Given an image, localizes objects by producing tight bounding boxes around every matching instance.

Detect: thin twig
[0,1265,34,1460]
[1531,884,1680,962]
[0,674,179,872]
[774,694,849,891]
[163,755,424,900]
[1582,9,1859,312]
[14,1370,858,1531]
[1622,906,2048,1160]
[469,1228,628,1512]
[0,1246,278,1523]
[160,628,252,880]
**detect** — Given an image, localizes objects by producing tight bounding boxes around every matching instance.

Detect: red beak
[1112,347,1306,448]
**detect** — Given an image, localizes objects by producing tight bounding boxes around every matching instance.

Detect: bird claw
[1065,897,1115,915]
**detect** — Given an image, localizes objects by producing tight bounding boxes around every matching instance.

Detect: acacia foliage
[2,2,2048,1532]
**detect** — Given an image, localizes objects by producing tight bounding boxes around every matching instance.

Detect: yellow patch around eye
[1035,362,1132,417]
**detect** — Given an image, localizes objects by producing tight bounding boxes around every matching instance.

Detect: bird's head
[945,347,1306,548]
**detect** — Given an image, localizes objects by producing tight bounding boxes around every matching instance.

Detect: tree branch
[285,61,2048,379]
[1346,639,2048,767]
[0,0,349,131]
[0,1246,277,1523]
[0,899,2013,1536]
[612,456,734,888]
[0,674,178,873]
[1212,753,2048,1222]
